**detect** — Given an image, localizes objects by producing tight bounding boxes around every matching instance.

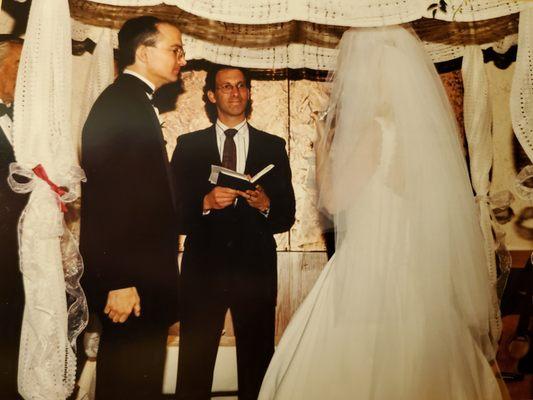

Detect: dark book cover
[216,172,256,191]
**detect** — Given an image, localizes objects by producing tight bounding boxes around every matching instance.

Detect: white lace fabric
[74,27,115,154]
[462,45,502,356]
[511,7,533,163]
[10,0,88,398]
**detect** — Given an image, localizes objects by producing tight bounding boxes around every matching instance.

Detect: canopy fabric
[71,11,519,69]
[69,0,524,24]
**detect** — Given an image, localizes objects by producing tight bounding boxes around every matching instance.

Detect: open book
[209,164,275,191]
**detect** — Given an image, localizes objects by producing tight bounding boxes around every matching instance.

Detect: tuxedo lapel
[206,125,221,166]
[118,74,161,134]
[0,125,15,165]
[119,73,154,96]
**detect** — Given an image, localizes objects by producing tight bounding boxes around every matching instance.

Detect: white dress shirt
[215,119,249,174]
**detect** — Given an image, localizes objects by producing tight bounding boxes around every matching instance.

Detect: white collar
[216,119,247,134]
[123,69,156,94]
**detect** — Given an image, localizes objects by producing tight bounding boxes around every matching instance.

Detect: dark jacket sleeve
[171,133,212,235]
[0,131,28,248]
[262,137,295,234]
[81,100,134,292]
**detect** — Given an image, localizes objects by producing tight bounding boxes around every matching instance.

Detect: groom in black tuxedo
[80,16,185,399]
[0,35,26,400]
[172,65,295,400]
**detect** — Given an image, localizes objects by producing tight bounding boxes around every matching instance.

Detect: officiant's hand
[104,287,141,323]
[204,186,241,210]
[244,185,270,212]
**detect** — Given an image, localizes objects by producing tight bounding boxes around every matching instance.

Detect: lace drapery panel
[10,0,88,398]
[75,27,114,154]
[462,45,502,358]
[511,7,533,163]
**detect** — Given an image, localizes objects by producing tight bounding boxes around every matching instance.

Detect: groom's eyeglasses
[148,45,186,60]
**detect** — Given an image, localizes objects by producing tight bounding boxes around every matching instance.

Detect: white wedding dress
[258,26,502,400]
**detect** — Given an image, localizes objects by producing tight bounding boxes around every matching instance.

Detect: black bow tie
[139,80,155,104]
[0,103,13,119]
[143,83,154,96]
[123,73,154,96]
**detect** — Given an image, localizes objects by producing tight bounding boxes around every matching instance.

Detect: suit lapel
[118,74,161,134]
[244,125,260,176]
[206,125,221,166]
[0,125,15,165]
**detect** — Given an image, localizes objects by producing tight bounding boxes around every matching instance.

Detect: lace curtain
[511,7,533,163]
[9,0,88,398]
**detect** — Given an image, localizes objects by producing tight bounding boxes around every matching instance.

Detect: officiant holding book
[171,64,295,400]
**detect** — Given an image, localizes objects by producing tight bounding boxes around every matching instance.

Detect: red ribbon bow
[32,164,68,213]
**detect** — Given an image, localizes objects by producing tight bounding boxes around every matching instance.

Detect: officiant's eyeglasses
[149,45,186,60]
[216,82,248,94]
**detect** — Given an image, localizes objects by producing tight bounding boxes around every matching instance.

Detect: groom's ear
[136,45,149,65]
[207,90,217,104]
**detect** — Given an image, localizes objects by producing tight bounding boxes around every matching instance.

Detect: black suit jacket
[0,122,27,400]
[171,124,295,305]
[0,124,27,309]
[80,74,179,324]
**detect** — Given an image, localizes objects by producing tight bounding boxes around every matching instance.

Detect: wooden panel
[275,251,328,341]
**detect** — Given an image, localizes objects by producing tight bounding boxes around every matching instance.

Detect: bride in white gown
[258,26,502,400]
